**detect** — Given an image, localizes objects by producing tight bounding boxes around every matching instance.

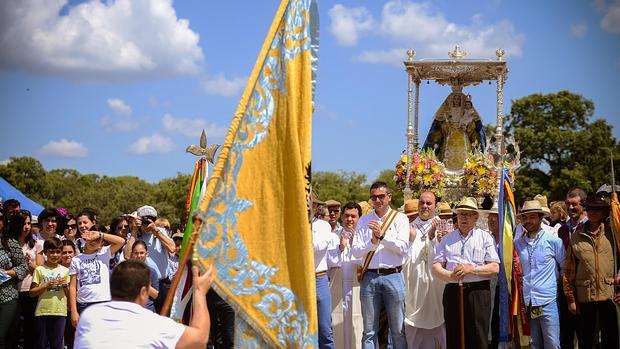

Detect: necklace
[459,230,473,256]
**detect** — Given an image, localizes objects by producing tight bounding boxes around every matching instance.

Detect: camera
[141,217,153,226]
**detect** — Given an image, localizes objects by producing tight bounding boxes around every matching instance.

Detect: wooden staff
[160,217,202,316]
[458,279,465,349]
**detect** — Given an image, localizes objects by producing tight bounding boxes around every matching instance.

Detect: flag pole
[160,130,219,317]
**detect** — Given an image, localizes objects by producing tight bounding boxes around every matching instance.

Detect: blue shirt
[515,227,565,306]
[138,227,171,280]
[145,262,160,312]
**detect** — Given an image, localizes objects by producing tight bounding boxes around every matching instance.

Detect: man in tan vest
[563,194,619,349]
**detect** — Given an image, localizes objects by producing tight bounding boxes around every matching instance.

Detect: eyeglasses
[370,194,387,201]
[457,212,477,218]
[67,224,77,229]
[328,209,340,214]
[117,224,129,230]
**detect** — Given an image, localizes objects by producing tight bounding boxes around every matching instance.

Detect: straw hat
[453,197,479,213]
[518,200,546,216]
[437,202,453,217]
[404,199,419,217]
[533,194,551,217]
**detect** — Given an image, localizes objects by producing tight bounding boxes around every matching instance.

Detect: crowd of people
[0,200,231,349]
[1,181,619,349]
[312,182,620,349]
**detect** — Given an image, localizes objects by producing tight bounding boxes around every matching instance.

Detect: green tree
[151,173,192,224]
[505,90,620,202]
[311,171,369,206]
[0,156,47,199]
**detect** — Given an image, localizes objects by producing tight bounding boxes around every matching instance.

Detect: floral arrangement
[394,148,446,198]
[462,149,499,197]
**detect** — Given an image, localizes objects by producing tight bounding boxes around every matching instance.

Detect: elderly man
[432,197,500,349]
[325,200,342,234]
[352,181,409,349]
[515,200,565,349]
[563,194,619,349]
[403,191,446,349]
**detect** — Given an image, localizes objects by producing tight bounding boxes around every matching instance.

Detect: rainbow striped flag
[497,167,529,343]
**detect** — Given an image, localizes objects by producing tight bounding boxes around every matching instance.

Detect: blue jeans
[529,301,560,349]
[316,274,334,349]
[360,271,406,349]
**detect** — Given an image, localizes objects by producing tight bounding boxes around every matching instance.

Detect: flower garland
[462,149,499,197]
[394,148,446,198]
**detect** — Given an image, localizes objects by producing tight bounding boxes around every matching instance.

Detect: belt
[445,280,490,289]
[366,266,402,275]
[315,271,327,278]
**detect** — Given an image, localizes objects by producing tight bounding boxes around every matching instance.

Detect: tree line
[1,91,618,224]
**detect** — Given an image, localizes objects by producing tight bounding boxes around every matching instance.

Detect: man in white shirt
[331,202,363,349]
[314,206,340,349]
[432,197,500,349]
[352,181,410,349]
[75,259,213,349]
[403,191,446,349]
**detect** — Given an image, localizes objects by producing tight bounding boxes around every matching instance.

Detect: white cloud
[0,0,204,81]
[39,139,88,157]
[107,98,131,116]
[128,133,175,154]
[328,4,376,46]
[601,0,620,33]
[162,114,227,138]
[201,73,247,97]
[0,159,10,166]
[571,22,588,38]
[352,1,524,64]
[100,98,138,132]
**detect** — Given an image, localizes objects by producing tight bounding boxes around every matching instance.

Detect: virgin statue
[422,88,486,171]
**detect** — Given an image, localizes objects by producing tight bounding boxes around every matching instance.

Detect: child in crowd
[130,240,159,311]
[60,240,76,349]
[29,237,70,349]
[68,210,124,329]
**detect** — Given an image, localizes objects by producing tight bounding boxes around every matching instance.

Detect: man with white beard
[403,191,446,349]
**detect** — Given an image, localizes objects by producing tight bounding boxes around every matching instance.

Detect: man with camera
[132,205,176,313]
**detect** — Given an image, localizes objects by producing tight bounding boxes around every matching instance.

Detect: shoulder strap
[360,209,399,272]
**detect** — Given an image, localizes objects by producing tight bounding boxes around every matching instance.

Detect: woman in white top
[68,210,124,328]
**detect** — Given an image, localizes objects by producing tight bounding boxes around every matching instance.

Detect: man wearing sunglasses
[352,181,410,349]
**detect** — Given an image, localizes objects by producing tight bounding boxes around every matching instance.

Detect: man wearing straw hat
[432,196,500,349]
[514,199,565,349]
[404,191,446,349]
[563,194,619,349]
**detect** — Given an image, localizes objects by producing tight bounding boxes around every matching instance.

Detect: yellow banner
[193,0,318,347]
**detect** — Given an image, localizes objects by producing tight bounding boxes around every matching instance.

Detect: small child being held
[30,237,70,349]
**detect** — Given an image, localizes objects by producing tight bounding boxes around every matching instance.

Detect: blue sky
[1,0,619,183]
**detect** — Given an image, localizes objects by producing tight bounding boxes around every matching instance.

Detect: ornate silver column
[495,49,506,157]
[403,49,416,201]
